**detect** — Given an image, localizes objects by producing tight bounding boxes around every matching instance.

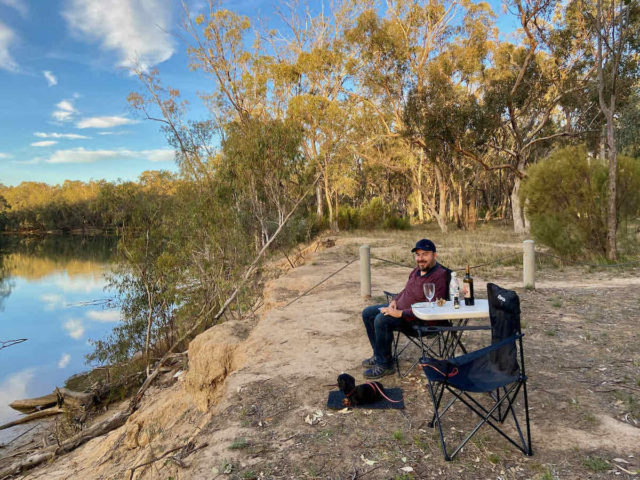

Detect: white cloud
[0,152,11,158]
[0,369,35,424]
[63,318,85,339]
[31,140,58,147]
[52,99,78,122]
[43,70,58,86]
[142,149,174,162]
[34,132,89,140]
[46,147,122,164]
[53,111,73,121]
[40,293,65,310]
[0,0,28,16]
[97,131,129,136]
[76,116,137,129]
[57,100,74,111]
[86,309,120,322]
[58,353,71,368]
[0,20,18,72]
[63,0,174,71]
[44,147,174,164]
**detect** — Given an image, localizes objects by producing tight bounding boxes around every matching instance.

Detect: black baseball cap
[411,238,436,253]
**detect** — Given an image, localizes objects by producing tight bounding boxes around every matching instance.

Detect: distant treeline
[0,171,178,233]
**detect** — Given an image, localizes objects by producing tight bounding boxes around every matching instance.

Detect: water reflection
[0,235,116,441]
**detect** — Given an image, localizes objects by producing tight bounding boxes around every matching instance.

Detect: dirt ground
[2,231,639,479]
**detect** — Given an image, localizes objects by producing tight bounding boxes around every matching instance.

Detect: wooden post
[523,240,535,289]
[360,244,371,299]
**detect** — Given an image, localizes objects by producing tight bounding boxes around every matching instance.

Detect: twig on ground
[612,383,640,393]
[354,464,382,479]
[128,445,184,479]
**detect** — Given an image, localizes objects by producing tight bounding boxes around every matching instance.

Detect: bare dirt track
[3,230,639,479]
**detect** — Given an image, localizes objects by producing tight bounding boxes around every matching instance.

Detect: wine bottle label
[464,285,470,298]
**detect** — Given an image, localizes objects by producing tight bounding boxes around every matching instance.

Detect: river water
[0,235,117,443]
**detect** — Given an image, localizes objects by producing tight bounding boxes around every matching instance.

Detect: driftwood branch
[0,408,64,431]
[9,394,58,414]
[10,388,96,414]
[0,410,130,478]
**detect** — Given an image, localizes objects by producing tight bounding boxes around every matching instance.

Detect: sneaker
[363,364,395,379]
[361,356,376,368]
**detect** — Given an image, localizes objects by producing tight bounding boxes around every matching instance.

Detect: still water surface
[0,236,117,442]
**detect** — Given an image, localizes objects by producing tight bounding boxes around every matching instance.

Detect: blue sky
[0,0,269,187]
[0,0,517,187]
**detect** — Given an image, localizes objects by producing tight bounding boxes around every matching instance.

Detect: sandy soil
[2,232,639,479]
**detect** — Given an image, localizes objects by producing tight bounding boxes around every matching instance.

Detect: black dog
[337,373,385,407]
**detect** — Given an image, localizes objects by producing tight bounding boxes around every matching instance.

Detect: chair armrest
[448,333,522,366]
[383,291,398,303]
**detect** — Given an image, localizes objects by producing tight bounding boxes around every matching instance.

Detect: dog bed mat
[326,388,404,409]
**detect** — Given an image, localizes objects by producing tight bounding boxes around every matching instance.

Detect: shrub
[384,214,411,230]
[337,205,360,230]
[520,145,640,258]
[359,197,386,229]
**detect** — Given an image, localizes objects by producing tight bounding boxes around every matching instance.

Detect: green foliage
[359,197,386,229]
[582,456,609,472]
[229,437,249,450]
[336,198,410,230]
[384,214,410,230]
[337,205,360,230]
[521,145,640,258]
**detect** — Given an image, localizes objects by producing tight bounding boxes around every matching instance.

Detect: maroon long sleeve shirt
[394,263,448,321]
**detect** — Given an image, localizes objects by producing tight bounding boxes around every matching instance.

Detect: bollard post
[360,244,371,299]
[523,240,535,289]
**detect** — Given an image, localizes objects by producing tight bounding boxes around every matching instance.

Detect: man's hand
[380,305,402,318]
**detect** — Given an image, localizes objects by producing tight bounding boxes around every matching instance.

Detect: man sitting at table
[361,238,447,379]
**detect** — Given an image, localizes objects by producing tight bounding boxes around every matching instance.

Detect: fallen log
[9,394,58,414]
[9,388,96,415]
[0,408,63,431]
[56,388,95,409]
[0,409,129,478]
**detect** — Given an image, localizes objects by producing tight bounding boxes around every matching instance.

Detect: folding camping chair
[419,283,532,461]
[387,265,455,377]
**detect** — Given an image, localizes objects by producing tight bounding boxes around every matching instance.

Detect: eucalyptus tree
[264,0,371,229]
[402,1,498,229]
[479,0,599,234]
[344,0,499,231]
[571,0,640,259]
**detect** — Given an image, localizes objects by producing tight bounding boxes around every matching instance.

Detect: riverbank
[2,228,639,479]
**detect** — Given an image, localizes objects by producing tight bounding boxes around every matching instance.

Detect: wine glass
[423,283,436,308]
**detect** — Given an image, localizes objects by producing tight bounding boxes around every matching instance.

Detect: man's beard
[417,261,430,272]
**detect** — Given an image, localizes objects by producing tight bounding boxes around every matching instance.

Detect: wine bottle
[463,265,474,306]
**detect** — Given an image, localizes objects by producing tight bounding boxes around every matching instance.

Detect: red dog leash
[366,382,402,403]
[418,363,459,377]
[346,383,402,403]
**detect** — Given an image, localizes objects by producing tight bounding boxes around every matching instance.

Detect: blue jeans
[362,304,407,369]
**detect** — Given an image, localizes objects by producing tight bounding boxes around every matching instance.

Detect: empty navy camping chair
[419,283,532,461]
